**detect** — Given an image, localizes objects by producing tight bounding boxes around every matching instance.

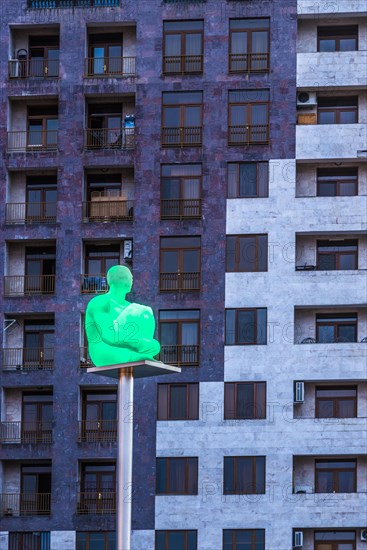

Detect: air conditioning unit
[294,485,313,494]
[361,529,367,541]
[124,240,133,260]
[294,381,305,403]
[297,91,317,109]
[294,531,304,548]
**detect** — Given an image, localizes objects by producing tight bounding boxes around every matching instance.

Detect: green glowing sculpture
[85,265,161,367]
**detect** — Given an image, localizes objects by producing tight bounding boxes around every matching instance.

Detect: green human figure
[85,265,161,367]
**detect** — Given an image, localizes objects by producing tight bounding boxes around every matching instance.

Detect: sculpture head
[107,265,133,295]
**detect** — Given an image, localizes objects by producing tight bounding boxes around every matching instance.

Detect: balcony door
[89,34,123,75]
[25,247,56,293]
[83,391,117,442]
[21,465,51,516]
[159,310,200,365]
[26,176,57,222]
[29,36,59,77]
[81,464,116,514]
[22,392,53,443]
[27,109,58,148]
[24,321,54,369]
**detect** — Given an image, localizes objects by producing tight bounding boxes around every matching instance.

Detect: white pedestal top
[87,360,181,379]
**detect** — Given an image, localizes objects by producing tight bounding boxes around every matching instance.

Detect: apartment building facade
[0,0,366,549]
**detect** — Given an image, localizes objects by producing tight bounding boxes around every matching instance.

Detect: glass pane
[187,531,197,550]
[161,323,178,345]
[28,122,43,145]
[226,310,236,344]
[164,106,180,126]
[239,163,257,196]
[339,182,357,196]
[93,47,105,74]
[318,325,335,343]
[319,111,335,124]
[169,459,186,493]
[237,310,256,343]
[251,104,268,124]
[256,457,265,493]
[181,323,198,345]
[239,237,256,271]
[252,31,268,53]
[167,532,185,550]
[340,38,357,51]
[230,105,247,125]
[183,250,199,272]
[47,49,59,76]
[318,254,336,270]
[339,254,356,270]
[256,309,267,344]
[162,178,180,199]
[237,384,254,419]
[169,385,187,419]
[339,111,357,124]
[319,39,336,52]
[237,457,253,492]
[87,533,105,550]
[338,399,355,418]
[318,182,336,196]
[184,106,200,126]
[155,532,165,550]
[226,237,237,271]
[317,471,333,492]
[258,236,267,271]
[224,458,234,492]
[162,250,179,272]
[231,31,247,54]
[337,325,356,342]
[338,471,355,492]
[23,474,37,493]
[317,400,334,418]
[102,402,116,421]
[165,34,181,56]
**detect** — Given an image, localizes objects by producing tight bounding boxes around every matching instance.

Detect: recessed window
[315,459,356,493]
[318,26,358,52]
[226,235,268,272]
[79,463,116,515]
[224,382,266,420]
[87,33,124,77]
[156,457,198,494]
[224,456,265,494]
[228,162,268,198]
[318,96,358,124]
[317,240,358,270]
[228,90,269,145]
[314,530,356,550]
[157,383,199,420]
[162,92,203,147]
[155,530,197,550]
[76,532,116,550]
[159,310,200,366]
[163,21,203,75]
[316,386,357,418]
[225,308,267,345]
[80,390,117,443]
[316,313,357,343]
[229,19,269,73]
[160,237,201,292]
[161,164,202,219]
[223,529,265,550]
[317,168,358,197]
[9,532,51,550]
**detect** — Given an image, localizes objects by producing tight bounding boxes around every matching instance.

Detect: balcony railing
[81,274,108,294]
[28,0,119,7]
[2,348,54,371]
[4,275,56,296]
[160,198,201,220]
[80,346,93,368]
[1,493,51,516]
[7,131,58,152]
[77,492,116,514]
[6,202,57,224]
[228,125,269,145]
[163,55,203,75]
[229,53,269,73]
[8,59,59,79]
[85,128,134,149]
[162,127,202,147]
[159,345,199,366]
[0,422,52,444]
[78,420,117,443]
[160,272,201,292]
[84,57,136,77]
[83,200,133,222]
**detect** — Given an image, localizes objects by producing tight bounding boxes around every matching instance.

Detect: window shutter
[188,383,199,420]
[157,384,168,420]
[224,383,235,419]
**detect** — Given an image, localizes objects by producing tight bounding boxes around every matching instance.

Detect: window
[159,310,200,366]
[226,235,268,272]
[25,246,56,294]
[23,320,55,369]
[155,531,197,550]
[225,308,267,345]
[318,97,358,124]
[318,26,358,52]
[79,463,116,514]
[9,532,50,550]
[228,90,269,145]
[156,457,198,494]
[162,92,203,147]
[316,386,357,418]
[224,382,266,420]
[21,464,51,516]
[76,532,116,550]
[27,106,58,149]
[316,313,357,343]
[229,19,269,73]
[317,240,358,270]
[22,392,53,444]
[81,391,117,442]
[160,237,201,292]
[224,456,265,494]
[317,167,358,197]
[87,103,128,149]
[84,173,134,221]
[314,531,356,550]
[82,244,120,293]
[161,164,202,219]
[315,459,356,493]
[228,162,268,198]
[223,529,265,550]
[26,176,57,223]
[87,33,123,76]
[28,36,59,77]
[163,21,203,74]
[157,383,199,420]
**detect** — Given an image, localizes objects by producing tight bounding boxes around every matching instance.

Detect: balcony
[85,128,134,150]
[161,127,202,148]
[84,57,136,77]
[297,51,367,89]
[163,55,203,75]
[83,199,133,222]
[7,131,58,152]
[159,272,201,292]
[229,53,269,74]
[6,202,57,224]
[0,422,52,444]
[77,492,116,515]
[8,59,59,79]
[2,348,54,371]
[296,123,367,160]
[81,274,108,294]
[28,0,118,6]
[4,275,56,296]
[0,493,51,516]
[160,199,201,220]
[228,125,269,146]
[78,420,117,443]
[159,345,199,366]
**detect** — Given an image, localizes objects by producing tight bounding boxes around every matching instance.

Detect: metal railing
[0,421,52,444]
[1,493,51,516]
[83,200,133,222]
[2,348,54,371]
[84,57,136,77]
[7,131,58,151]
[229,53,269,73]
[162,126,202,147]
[78,420,117,443]
[80,346,93,368]
[159,345,199,366]
[160,272,201,292]
[81,274,108,293]
[163,54,203,75]
[77,491,116,514]
[6,202,57,224]
[4,275,56,296]
[85,128,135,149]
[28,0,119,7]
[228,124,269,145]
[8,59,59,79]
[160,198,201,220]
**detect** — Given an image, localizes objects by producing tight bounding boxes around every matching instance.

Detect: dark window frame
[162,92,203,147]
[156,457,198,495]
[229,18,270,73]
[315,459,357,493]
[224,382,266,420]
[157,383,199,420]
[159,310,200,366]
[317,25,358,52]
[76,531,116,550]
[314,530,356,550]
[317,167,358,197]
[228,90,270,145]
[163,20,204,75]
[225,308,267,345]
[160,236,201,292]
[315,385,357,419]
[155,530,198,550]
[317,239,358,271]
[223,456,266,495]
[227,162,269,198]
[316,313,358,343]
[223,529,265,550]
[160,163,202,220]
[318,97,358,124]
[9,531,51,550]
[226,234,268,272]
